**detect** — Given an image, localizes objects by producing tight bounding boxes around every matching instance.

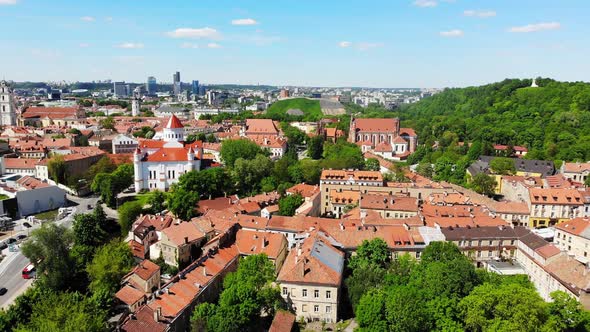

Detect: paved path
[0,195,99,309]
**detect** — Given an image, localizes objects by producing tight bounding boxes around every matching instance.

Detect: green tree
[471,173,497,197]
[307,135,324,159]
[13,291,107,332]
[459,282,548,332]
[118,201,143,235]
[355,288,388,332]
[322,140,365,170]
[278,194,304,216]
[99,116,115,130]
[231,154,273,195]
[416,162,434,178]
[147,190,167,213]
[87,241,135,298]
[385,285,432,332]
[167,186,199,220]
[220,139,264,167]
[349,238,390,270]
[21,223,75,291]
[191,254,283,332]
[47,155,68,184]
[365,158,380,171]
[420,241,464,264]
[543,291,590,331]
[489,157,516,175]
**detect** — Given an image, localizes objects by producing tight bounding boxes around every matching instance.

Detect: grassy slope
[265,98,322,121]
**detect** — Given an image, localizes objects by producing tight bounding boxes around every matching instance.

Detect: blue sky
[0,0,588,87]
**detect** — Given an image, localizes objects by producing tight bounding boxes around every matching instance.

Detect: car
[0,288,7,296]
[87,204,93,209]
[23,222,32,228]
[0,243,7,250]
[6,238,16,244]
[16,234,26,240]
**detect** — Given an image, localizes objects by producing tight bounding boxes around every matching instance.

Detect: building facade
[348,118,417,160]
[0,80,17,126]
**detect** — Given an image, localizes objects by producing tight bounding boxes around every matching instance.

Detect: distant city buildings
[146,76,157,95]
[191,80,200,95]
[113,81,128,97]
[173,71,181,96]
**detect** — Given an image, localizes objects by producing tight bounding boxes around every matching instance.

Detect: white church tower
[131,97,140,117]
[0,80,16,126]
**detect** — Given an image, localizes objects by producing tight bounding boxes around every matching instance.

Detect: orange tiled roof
[353,118,399,132]
[16,176,49,189]
[361,193,418,212]
[143,147,199,162]
[286,183,319,198]
[245,119,279,135]
[120,304,167,332]
[22,107,80,119]
[132,259,160,281]
[165,115,184,129]
[277,233,343,287]
[529,188,584,205]
[116,285,145,306]
[321,169,383,182]
[235,229,286,260]
[4,158,40,169]
[555,217,590,236]
[269,311,296,332]
[563,162,590,173]
[161,222,206,246]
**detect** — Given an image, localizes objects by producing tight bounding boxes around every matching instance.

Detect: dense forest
[401,78,590,162]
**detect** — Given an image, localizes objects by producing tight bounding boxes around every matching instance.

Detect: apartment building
[554,217,590,264]
[529,188,586,228]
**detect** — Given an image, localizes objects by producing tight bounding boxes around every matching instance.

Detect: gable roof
[165,115,184,129]
[353,118,399,132]
[116,285,145,306]
[132,259,160,281]
[161,222,206,246]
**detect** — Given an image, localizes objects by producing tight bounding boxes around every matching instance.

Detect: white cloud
[414,0,437,8]
[338,41,352,48]
[105,17,113,22]
[440,29,464,37]
[463,10,496,18]
[509,22,561,33]
[80,16,95,22]
[207,43,222,49]
[79,43,90,48]
[116,42,144,49]
[231,18,258,26]
[0,0,18,5]
[180,42,199,49]
[167,27,221,39]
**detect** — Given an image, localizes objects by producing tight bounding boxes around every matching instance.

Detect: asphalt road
[0,195,100,309]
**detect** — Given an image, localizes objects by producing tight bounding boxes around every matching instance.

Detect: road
[0,194,100,309]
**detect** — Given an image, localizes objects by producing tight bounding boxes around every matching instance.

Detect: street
[0,194,100,309]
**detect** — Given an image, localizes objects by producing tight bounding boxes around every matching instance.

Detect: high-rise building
[191,80,199,95]
[0,80,16,126]
[173,71,181,95]
[113,81,127,97]
[146,76,157,95]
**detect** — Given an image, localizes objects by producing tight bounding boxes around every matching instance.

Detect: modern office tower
[173,71,181,95]
[191,80,199,95]
[113,81,127,97]
[146,76,157,94]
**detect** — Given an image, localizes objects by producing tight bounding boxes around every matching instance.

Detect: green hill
[402,78,590,162]
[265,98,322,121]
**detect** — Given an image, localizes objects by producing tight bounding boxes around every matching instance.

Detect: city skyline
[0,0,588,88]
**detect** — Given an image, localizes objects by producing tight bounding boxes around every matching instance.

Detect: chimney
[297,247,302,257]
[154,306,162,322]
[339,222,344,231]
[262,236,267,248]
[203,267,207,276]
[184,236,188,244]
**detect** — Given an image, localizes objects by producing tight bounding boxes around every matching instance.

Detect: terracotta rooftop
[269,311,296,332]
[165,115,184,129]
[245,119,279,135]
[161,222,206,246]
[16,176,49,190]
[321,169,383,182]
[116,285,145,306]
[353,118,399,132]
[277,233,344,287]
[3,158,40,169]
[132,259,160,281]
[235,229,286,260]
[120,304,167,332]
[286,183,320,199]
[529,188,584,205]
[555,217,590,237]
[360,193,418,212]
[562,162,590,173]
[142,147,200,162]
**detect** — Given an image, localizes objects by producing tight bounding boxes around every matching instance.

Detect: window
[302,289,307,297]
[314,305,319,313]
[326,306,332,313]
[326,290,331,299]
[282,287,288,296]
[314,289,319,298]
[302,304,307,312]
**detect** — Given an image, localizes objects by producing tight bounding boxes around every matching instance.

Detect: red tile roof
[563,162,590,173]
[235,229,286,260]
[3,158,40,169]
[16,176,49,189]
[555,217,590,236]
[116,285,145,306]
[22,107,80,119]
[132,259,160,281]
[353,118,399,132]
[286,183,319,198]
[161,222,206,246]
[269,311,295,332]
[165,115,184,129]
[143,147,199,162]
[529,188,584,205]
[120,305,167,332]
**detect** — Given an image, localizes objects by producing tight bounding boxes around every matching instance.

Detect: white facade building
[112,134,139,154]
[0,80,17,126]
[133,115,203,193]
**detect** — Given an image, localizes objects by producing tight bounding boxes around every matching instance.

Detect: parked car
[0,288,7,296]
[6,238,16,244]
[16,234,27,240]
[23,222,32,228]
